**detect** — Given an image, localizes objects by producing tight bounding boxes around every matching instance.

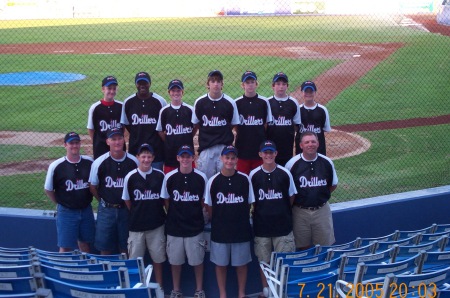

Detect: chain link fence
[0,1,449,210]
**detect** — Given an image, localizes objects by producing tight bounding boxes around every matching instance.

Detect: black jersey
[89,152,138,205]
[285,154,338,207]
[267,96,301,162]
[249,165,297,237]
[192,93,240,153]
[295,103,331,155]
[161,168,208,237]
[87,100,124,159]
[122,168,166,232]
[44,156,93,209]
[205,171,255,243]
[156,103,194,167]
[120,92,167,160]
[235,94,272,159]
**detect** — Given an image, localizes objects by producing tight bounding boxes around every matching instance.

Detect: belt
[293,202,326,211]
[101,199,124,209]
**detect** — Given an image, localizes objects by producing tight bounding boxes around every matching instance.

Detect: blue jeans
[94,203,129,252]
[56,204,95,249]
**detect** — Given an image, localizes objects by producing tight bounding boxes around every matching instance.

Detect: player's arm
[329,185,337,193]
[89,184,101,203]
[124,200,131,210]
[289,195,295,206]
[193,124,200,137]
[158,131,166,142]
[44,190,57,205]
[164,199,170,212]
[88,129,94,141]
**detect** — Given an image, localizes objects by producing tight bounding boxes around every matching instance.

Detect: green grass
[0,145,62,163]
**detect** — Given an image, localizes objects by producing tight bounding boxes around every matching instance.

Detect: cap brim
[177,150,194,156]
[260,147,276,152]
[136,78,150,83]
[209,71,223,79]
[222,150,238,156]
[169,84,184,90]
[273,76,288,82]
[104,81,118,87]
[302,86,316,91]
[65,137,80,143]
[242,75,257,82]
[108,132,123,138]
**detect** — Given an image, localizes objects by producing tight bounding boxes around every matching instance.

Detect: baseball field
[0,14,449,210]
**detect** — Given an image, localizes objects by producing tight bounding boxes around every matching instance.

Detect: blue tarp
[0,72,86,86]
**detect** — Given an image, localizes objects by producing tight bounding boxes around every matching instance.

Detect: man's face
[137,151,154,171]
[65,140,81,156]
[300,135,319,155]
[136,80,150,96]
[102,84,118,101]
[106,135,125,152]
[221,153,237,171]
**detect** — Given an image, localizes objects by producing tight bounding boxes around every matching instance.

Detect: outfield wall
[1,186,449,295]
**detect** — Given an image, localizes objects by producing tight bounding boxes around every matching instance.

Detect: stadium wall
[0,186,449,295]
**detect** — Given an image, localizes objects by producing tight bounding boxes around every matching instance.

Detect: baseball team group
[44,69,338,298]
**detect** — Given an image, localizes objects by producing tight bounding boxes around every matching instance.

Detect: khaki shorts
[166,233,206,266]
[254,232,296,263]
[196,144,224,179]
[128,225,167,263]
[292,202,335,248]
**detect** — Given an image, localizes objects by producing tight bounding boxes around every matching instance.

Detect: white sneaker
[263,287,270,297]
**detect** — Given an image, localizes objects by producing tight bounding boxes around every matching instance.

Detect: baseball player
[249,140,297,298]
[285,131,338,250]
[87,76,125,159]
[205,145,254,298]
[156,79,195,174]
[295,81,331,156]
[122,143,165,298]
[121,71,167,170]
[161,145,208,298]
[266,72,301,166]
[44,132,95,253]
[235,71,273,175]
[89,127,138,255]
[192,70,240,179]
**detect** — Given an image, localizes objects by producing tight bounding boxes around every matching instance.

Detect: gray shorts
[166,232,206,266]
[254,231,296,263]
[128,225,167,263]
[210,241,252,267]
[196,144,224,179]
[292,202,335,248]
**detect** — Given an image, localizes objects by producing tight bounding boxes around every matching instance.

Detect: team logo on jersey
[105,177,124,188]
[202,115,227,127]
[131,114,157,125]
[239,115,263,126]
[65,180,89,191]
[298,176,327,188]
[258,189,283,200]
[165,124,193,135]
[99,120,120,132]
[271,116,292,126]
[173,190,200,201]
[133,189,160,200]
[301,124,321,134]
[216,192,244,204]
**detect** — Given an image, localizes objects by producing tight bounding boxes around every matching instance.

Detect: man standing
[249,140,297,297]
[295,81,331,156]
[235,71,272,175]
[89,127,138,255]
[122,143,166,298]
[87,76,124,159]
[44,132,95,252]
[266,72,301,166]
[121,71,167,170]
[192,70,240,179]
[161,145,208,298]
[285,131,338,250]
[156,79,195,174]
[205,145,254,298]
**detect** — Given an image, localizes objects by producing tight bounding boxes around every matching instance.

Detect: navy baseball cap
[64,132,81,143]
[168,79,184,90]
[208,70,223,80]
[273,72,288,83]
[106,126,124,138]
[102,76,118,87]
[135,72,151,84]
[260,140,277,152]
[177,145,194,156]
[241,71,257,82]
[137,143,154,154]
[301,81,317,92]
[221,145,238,156]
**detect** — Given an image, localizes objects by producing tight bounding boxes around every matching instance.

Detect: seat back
[34,260,109,272]
[84,253,127,260]
[394,237,444,262]
[435,224,450,234]
[417,231,450,245]
[269,245,319,269]
[358,232,399,247]
[0,264,35,278]
[422,250,450,272]
[37,256,96,266]
[0,276,37,295]
[102,257,145,284]
[372,235,420,253]
[36,275,152,298]
[0,253,34,261]
[394,224,437,240]
[317,238,362,253]
[327,242,376,260]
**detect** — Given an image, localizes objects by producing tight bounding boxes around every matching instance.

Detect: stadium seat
[394,224,437,240]
[0,253,34,261]
[0,264,35,278]
[327,242,377,260]
[435,224,450,234]
[84,252,127,260]
[316,238,362,253]
[416,231,450,245]
[371,234,420,253]
[0,258,33,266]
[34,259,109,272]
[0,276,37,295]
[422,250,450,272]
[358,231,399,247]
[393,237,445,262]
[101,257,146,285]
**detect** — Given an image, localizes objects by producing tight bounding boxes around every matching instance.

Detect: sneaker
[263,287,270,297]
[170,290,183,298]
[194,290,206,298]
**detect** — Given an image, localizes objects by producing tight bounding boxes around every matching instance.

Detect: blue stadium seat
[417,231,450,245]
[422,250,450,272]
[34,259,109,272]
[0,276,37,295]
[0,264,35,278]
[435,224,450,234]
[372,234,420,253]
[316,238,362,253]
[358,231,399,247]
[101,257,146,285]
[393,238,444,262]
[84,253,127,260]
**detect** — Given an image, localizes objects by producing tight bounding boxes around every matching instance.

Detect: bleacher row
[261,223,450,298]
[1,223,450,297]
